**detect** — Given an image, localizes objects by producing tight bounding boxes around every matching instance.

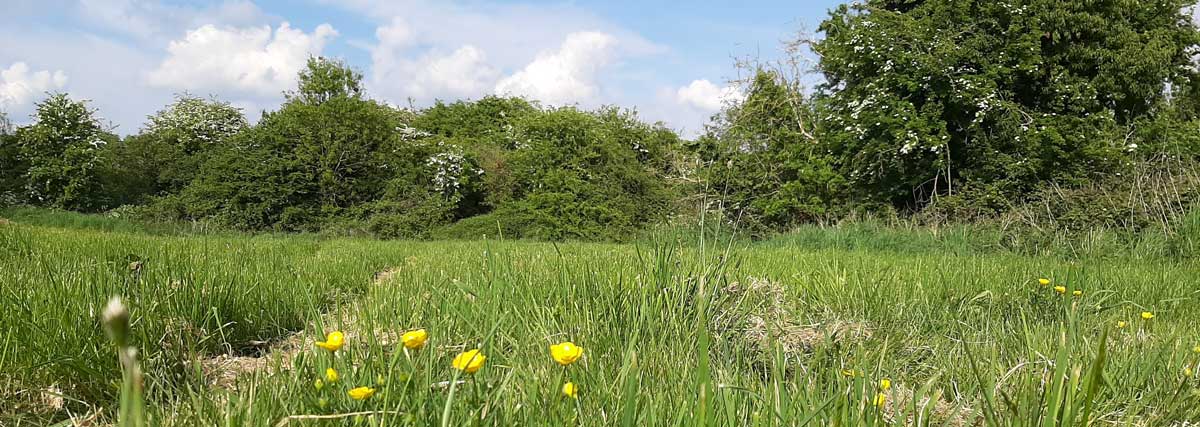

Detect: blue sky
[0,0,843,136]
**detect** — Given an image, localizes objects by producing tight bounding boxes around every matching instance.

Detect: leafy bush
[693,70,847,233]
[13,94,109,211]
[496,107,678,240]
[813,0,1200,208]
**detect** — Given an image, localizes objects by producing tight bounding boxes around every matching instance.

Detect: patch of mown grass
[2,218,1199,425]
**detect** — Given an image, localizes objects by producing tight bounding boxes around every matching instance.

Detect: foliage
[144,94,248,155]
[412,96,538,142]
[813,0,1200,207]
[494,106,679,240]
[122,56,679,240]
[13,94,108,211]
[0,111,23,206]
[694,70,847,232]
[168,58,422,232]
[12,2,1200,239]
[410,97,537,218]
[289,57,365,105]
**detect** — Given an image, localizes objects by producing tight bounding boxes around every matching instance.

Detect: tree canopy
[7,1,1200,238]
[813,0,1200,207]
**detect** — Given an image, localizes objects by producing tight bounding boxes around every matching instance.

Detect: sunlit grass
[1,215,1198,425]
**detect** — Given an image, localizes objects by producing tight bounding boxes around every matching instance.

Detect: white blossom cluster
[396,124,433,141]
[146,96,247,145]
[426,142,479,197]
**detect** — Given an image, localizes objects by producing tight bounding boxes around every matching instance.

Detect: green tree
[814,0,1200,207]
[133,95,248,196]
[493,106,679,240]
[15,94,107,211]
[175,57,410,230]
[696,70,845,231]
[144,94,248,155]
[290,56,364,105]
[413,96,538,143]
[96,133,180,207]
[410,96,539,217]
[0,110,23,205]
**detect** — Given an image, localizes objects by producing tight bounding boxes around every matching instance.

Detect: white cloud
[675,79,743,112]
[494,32,618,105]
[343,1,662,106]
[148,22,337,96]
[77,0,269,43]
[409,46,498,97]
[370,18,498,100]
[0,62,68,113]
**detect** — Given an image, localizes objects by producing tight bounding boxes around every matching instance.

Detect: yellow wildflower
[561,382,578,399]
[1141,311,1155,320]
[1185,367,1194,378]
[1193,345,1200,354]
[452,349,486,374]
[347,386,376,400]
[1116,321,1127,329]
[874,392,887,409]
[1072,290,1083,297]
[1053,286,1067,295]
[325,367,338,382]
[550,342,584,366]
[401,329,428,350]
[880,378,891,391]
[1038,278,1051,286]
[315,331,345,352]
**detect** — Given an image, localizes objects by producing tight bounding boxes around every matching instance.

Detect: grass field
[2,211,1199,426]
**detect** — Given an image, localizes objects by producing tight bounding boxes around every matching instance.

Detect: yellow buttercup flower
[1053,286,1067,294]
[401,329,428,350]
[452,349,486,374]
[1116,321,1127,329]
[1072,290,1083,297]
[315,331,345,352]
[550,342,584,366]
[879,378,891,391]
[1185,367,1193,378]
[1141,311,1155,320]
[348,386,376,400]
[1193,344,1200,354]
[325,367,338,382]
[561,382,578,399]
[1038,278,1051,286]
[874,392,886,408]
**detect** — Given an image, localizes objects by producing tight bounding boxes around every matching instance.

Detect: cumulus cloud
[77,0,268,42]
[494,32,618,105]
[148,22,337,96]
[409,46,498,97]
[0,62,68,113]
[348,1,661,105]
[675,79,743,111]
[370,18,498,100]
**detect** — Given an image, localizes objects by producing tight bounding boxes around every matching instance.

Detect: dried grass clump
[881,385,980,426]
[727,277,873,359]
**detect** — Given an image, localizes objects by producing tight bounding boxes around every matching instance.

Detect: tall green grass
[1,214,1198,425]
